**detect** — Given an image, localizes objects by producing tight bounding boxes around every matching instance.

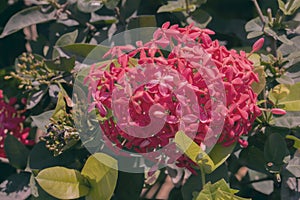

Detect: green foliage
[0,6,56,38]
[81,153,118,200]
[175,131,235,174]
[192,179,250,200]
[114,171,144,200]
[4,134,29,170]
[264,132,288,173]
[35,167,90,199]
[269,82,300,111]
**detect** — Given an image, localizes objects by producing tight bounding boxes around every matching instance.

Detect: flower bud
[271,108,286,115]
[251,38,264,53]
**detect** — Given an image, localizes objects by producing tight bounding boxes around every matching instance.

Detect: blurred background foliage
[0,0,300,199]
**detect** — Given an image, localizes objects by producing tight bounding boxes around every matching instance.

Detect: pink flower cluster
[0,90,34,158]
[85,22,261,169]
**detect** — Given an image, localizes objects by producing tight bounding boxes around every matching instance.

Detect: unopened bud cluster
[5,53,60,90]
[42,114,80,156]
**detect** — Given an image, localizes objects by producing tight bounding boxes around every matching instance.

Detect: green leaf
[77,0,103,13]
[157,1,196,13]
[0,6,56,38]
[29,142,77,170]
[189,9,212,28]
[247,31,264,39]
[104,0,120,10]
[276,74,294,84]
[278,0,286,13]
[278,0,300,15]
[268,84,290,104]
[288,0,300,15]
[271,82,300,111]
[175,131,215,173]
[278,34,293,45]
[81,153,118,200]
[208,143,236,171]
[114,171,144,200]
[239,146,269,174]
[264,26,279,40]
[273,111,300,128]
[51,90,66,120]
[29,177,58,200]
[245,17,264,33]
[193,179,250,200]
[264,133,287,171]
[286,135,300,149]
[175,131,235,174]
[278,36,300,56]
[252,65,266,94]
[52,30,78,59]
[31,110,54,132]
[4,134,29,169]
[35,167,90,199]
[120,0,141,20]
[45,56,75,72]
[128,15,157,29]
[59,44,109,64]
[182,164,229,200]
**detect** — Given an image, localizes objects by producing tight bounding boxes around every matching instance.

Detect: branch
[252,0,265,25]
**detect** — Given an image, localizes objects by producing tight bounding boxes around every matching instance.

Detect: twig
[252,0,265,25]
[252,0,278,57]
[200,166,206,189]
[185,0,190,15]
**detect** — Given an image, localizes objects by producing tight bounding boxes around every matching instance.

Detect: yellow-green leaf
[157,1,196,13]
[268,84,290,103]
[52,90,66,120]
[269,82,300,111]
[35,167,90,199]
[251,65,266,95]
[193,179,250,200]
[175,131,235,174]
[286,135,300,149]
[81,153,118,200]
[175,131,215,173]
[208,143,236,171]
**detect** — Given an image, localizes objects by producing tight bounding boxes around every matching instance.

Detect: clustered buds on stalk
[5,53,59,90]
[0,90,34,158]
[42,114,80,156]
[85,22,262,171]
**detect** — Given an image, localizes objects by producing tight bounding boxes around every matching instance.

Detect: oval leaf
[35,166,90,199]
[81,153,118,200]
[0,6,56,38]
[270,82,300,111]
[77,0,103,13]
[52,30,78,59]
[264,133,287,166]
[174,131,215,173]
[4,134,29,169]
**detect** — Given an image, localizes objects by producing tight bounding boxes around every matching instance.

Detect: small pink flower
[271,108,287,115]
